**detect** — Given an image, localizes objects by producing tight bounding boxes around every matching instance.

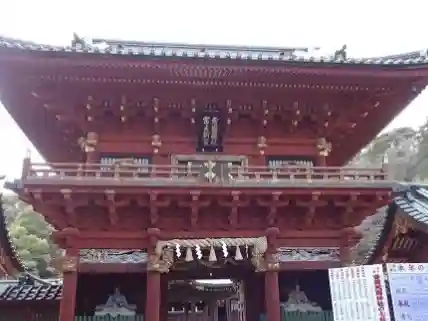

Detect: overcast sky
[1,0,428,180]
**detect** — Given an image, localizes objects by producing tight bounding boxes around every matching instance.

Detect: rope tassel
[185,247,194,262]
[235,246,243,261]
[209,245,217,262]
[222,241,228,258]
[175,243,181,258]
[195,245,202,260]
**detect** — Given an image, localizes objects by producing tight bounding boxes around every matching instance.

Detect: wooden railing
[23,162,390,185]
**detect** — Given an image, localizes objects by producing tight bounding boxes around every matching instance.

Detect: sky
[1,0,428,181]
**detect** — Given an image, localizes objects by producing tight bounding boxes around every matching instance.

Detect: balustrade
[22,161,390,186]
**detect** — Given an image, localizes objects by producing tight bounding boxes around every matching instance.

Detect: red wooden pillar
[264,271,280,321]
[160,275,169,321]
[146,228,161,321]
[264,228,281,321]
[59,248,79,321]
[146,271,161,321]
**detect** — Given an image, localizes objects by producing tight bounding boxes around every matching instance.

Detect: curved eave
[331,88,425,166]
[349,202,396,265]
[0,196,26,278]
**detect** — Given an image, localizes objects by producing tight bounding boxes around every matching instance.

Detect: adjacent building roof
[1,35,428,66]
[0,196,26,278]
[0,275,62,302]
[394,184,428,229]
[350,183,428,265]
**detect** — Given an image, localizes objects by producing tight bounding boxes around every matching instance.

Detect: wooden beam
[79,263,146,273]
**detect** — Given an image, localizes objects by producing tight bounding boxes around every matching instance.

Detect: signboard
[387,263,428,321]
[197,104,223,152]
[329,265,390,321]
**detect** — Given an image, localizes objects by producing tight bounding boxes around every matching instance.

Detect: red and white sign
[329,265,391,321]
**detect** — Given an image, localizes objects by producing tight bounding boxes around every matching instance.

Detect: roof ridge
[1,35,428,66]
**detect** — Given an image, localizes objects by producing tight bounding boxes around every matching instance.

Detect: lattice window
[100,155,152,173]
[267,156,314,169]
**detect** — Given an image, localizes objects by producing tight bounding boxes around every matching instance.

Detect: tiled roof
[351,183,428,265]
[0,284,62,301]
[0,196,26,277]
[1,35,428,66]
[0,276,62,301]
[394,185,428,226]
[350,204,395,265]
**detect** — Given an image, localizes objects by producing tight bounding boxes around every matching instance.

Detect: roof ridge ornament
[334,44,347,60]
[71,33,87,48]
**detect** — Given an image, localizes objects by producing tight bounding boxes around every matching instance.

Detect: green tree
[351,117,428,181]
[3,195,59,277]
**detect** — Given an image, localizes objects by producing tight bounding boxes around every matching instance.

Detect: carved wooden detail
[61,255,78,273]
[395,216,411,235]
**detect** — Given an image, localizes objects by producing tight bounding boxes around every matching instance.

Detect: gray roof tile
[1,36,428,66]
[349,205,391,265]
[395,186,428,226]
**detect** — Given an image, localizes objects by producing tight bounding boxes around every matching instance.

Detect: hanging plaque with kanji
[197,107,223,152]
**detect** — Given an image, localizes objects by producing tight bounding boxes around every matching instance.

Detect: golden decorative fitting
[257,136,267,155]
[147,249,173,273]
[227,100,232,112]
[61,255,78,273]
[251,252,279,272]
[317,137,332,157]
[78,132,98,153]
[395,217,409,235]
[251,253,266,272]
[152,134,162,148]
[257,136,267,149]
